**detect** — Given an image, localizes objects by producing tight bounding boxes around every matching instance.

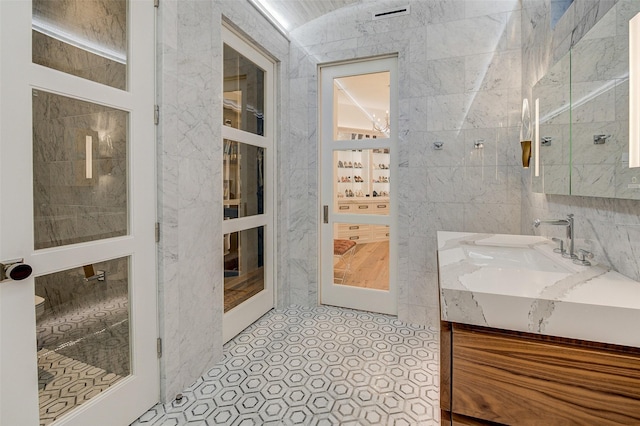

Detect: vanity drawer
[451,324,640,425]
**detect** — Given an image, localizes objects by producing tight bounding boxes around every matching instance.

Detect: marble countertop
[438,231,640,348]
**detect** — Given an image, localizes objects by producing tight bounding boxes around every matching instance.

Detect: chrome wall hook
[433,141,444,150]
[593,134,611,144]
[474,139,484,149]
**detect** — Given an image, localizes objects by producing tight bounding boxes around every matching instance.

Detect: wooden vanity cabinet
[440,322,640,425]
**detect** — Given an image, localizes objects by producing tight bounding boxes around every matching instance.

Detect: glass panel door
[320,57,398,315]
[222,27,274,343]
[0,1,157,425]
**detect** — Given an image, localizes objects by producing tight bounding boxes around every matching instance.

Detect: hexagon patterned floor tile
[132,306,439,425]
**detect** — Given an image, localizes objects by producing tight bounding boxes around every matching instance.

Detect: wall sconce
[76,129,98,185]
[521,141,532,168]
[85,135,93,179]
[630,12,640,168]
[520,99,532,168]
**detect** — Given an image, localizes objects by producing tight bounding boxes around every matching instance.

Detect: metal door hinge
[154,105,160,125]
[155,222,160,243]
[157,337,162,358]
[154,0,159,8]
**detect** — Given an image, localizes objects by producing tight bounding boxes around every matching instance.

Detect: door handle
[323,205,328,224]
[0,258,33,282]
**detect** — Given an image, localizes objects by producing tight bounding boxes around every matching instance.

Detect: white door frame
[319,56,398,315]
[0,2,158,425]
[222,26,276,342]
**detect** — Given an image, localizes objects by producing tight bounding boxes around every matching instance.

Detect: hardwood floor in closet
[336,241,389,290]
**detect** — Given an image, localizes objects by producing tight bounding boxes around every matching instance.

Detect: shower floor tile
[133,305,440,425]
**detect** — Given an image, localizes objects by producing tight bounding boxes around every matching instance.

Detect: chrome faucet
[533,213,576,259]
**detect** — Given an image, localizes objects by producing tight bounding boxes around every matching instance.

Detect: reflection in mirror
[32,0,127,90]
[36,257,130,425]
[224,227,265,312]
[33,90,128,249]
[223,140,265,220]
[333,148,390,214]
[532,0,640,200]
[333,225,389,290]
[223,44,265,136]
[334,72,390,140]
[532,51,571,195]
[570,0,640,199]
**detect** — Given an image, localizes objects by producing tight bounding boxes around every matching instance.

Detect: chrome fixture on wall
[593,134,611,145]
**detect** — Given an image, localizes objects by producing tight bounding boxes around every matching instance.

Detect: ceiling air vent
[372,5,410,21]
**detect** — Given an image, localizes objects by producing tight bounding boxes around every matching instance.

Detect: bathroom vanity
[437,232,640,425]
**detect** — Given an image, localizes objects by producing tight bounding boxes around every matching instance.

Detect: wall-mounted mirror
[532,0,640,200]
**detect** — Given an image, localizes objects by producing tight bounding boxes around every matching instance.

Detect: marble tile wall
[286,0,522,327]
[32,0,127,90]
[156,0,289,403]
[32,91,128,250]
[522,0,640,282]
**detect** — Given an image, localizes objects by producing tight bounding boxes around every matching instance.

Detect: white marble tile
[425,57,465,96]
[426,166,465,203]
[464,127,511,166]
[178,158,214,209]
[571,121,625,166]
[465,0,521,19]
[463,203,520,234]
[421,130,466,168]
[465,49,522,93]
[463,166,509,204]
[463,89,509,129]
[427,13,509,61]
[427,94,467,132]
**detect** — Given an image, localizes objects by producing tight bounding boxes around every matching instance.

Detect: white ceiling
[255,0,361,31]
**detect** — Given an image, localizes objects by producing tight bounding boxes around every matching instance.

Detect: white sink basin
[463,245,572,273]
[439,231,640,348]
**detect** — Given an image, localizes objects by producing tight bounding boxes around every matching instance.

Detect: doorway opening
[320,56,398,315]
[221,26,276,342]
